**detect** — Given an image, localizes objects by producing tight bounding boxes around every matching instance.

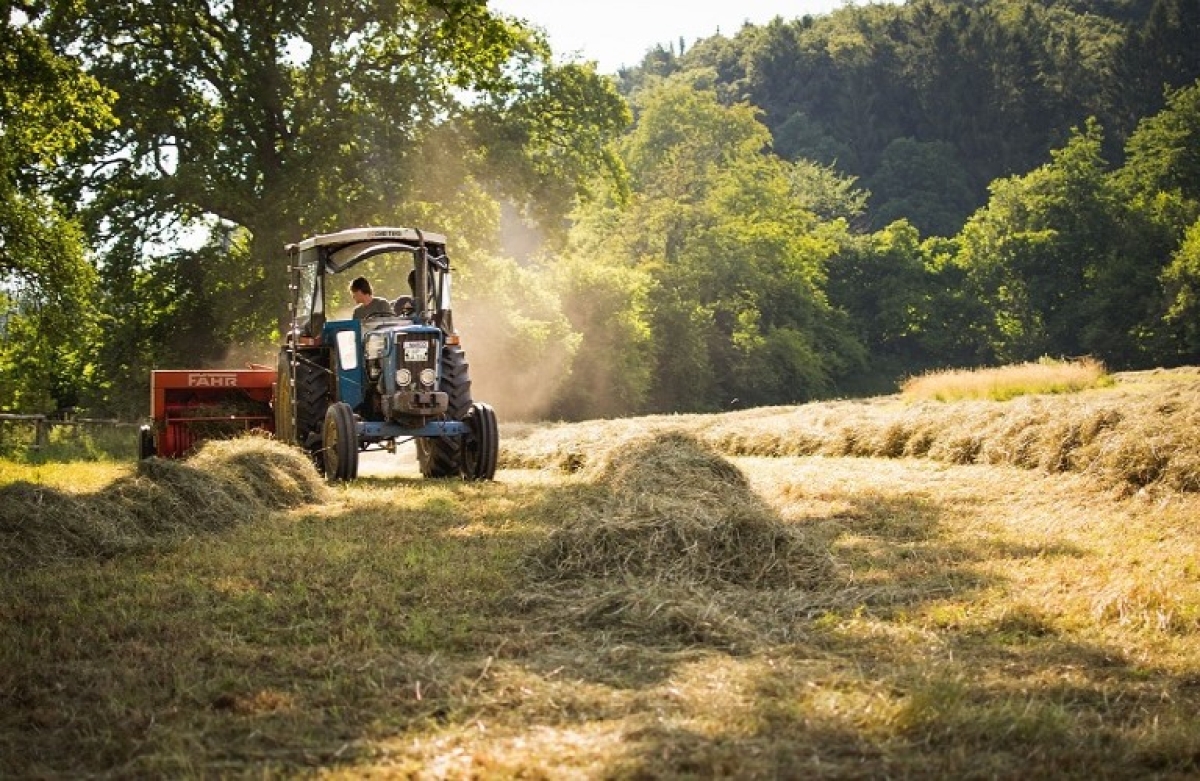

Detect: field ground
[2,372,1200,778]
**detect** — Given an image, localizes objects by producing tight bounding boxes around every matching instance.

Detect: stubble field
[2,369,1198,778]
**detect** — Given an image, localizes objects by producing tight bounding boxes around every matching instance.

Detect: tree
[37,0,629,413]
[44,0,628,321]
[787,158,868,225]
[0,6,114,411]
[560,76,864,416]
[1161,217,1200,355]
[866,138,976,237]
[1110,0,1200,145]
[1119,78,1200,204]
[952,120,1169,366]
[825,220,931,374]
[1118,79,1200,363]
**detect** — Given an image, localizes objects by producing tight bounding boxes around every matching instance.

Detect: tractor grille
[399,336,438,387]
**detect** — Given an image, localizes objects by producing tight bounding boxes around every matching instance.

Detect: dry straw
[0,435,325,568]
[526,432,835,589]
[504,372,1200,494]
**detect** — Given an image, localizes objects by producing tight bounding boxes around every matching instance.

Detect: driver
[349,276,392,320]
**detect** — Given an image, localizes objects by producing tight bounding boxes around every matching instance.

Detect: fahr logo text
[188,373,239,388]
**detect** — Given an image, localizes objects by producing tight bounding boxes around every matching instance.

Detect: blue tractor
[274,227,498,481]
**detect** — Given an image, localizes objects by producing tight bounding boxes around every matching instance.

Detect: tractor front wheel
[459,402,498,481]
[417,343,473,478]
[322,402,359,482]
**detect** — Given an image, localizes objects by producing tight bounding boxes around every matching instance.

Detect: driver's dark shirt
[353,297,393,320]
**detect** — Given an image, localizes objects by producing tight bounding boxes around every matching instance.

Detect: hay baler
[139,369,276,459]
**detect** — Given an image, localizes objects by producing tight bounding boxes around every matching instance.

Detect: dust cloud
[212,342,279,371]
[455,298,576,423]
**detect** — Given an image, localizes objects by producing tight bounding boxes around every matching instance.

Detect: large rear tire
[276,348,330,471]
[417,343,473,478]
[459,402,498,481]
[322,402,359,482]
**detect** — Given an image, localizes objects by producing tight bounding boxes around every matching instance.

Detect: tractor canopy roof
[288,227,449,274]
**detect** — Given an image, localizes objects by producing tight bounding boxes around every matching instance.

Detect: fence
[0,414,140,459]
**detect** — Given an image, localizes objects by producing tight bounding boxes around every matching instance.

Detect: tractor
[274,227,498,481]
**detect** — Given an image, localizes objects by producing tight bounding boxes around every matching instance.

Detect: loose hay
[526,432,835,589]
[502,372,1200,494]
[0,436,325,568]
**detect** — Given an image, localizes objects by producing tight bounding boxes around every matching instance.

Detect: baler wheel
[322,402,359,482]
[138,425,156,460]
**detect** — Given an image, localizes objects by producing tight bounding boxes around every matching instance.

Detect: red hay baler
[139,368,277,459]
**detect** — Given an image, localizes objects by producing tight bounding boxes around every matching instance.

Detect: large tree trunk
[249,219,301,336]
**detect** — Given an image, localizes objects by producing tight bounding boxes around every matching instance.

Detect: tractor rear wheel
[417,343,473,478]
[322,402,359,481]
[276,348,330,471]
[459,402,498,481]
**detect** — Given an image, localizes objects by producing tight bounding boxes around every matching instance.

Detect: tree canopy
[1,6,114,411]
[2,0,628,414]
[3,0,1199,419]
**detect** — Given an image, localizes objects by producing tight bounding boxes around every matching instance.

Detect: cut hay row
[525,432,834,590]
[0,436,325,568]
[521,433,840,649]
[501,375,1200,493]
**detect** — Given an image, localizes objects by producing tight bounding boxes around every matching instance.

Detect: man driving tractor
[349,276,393,320]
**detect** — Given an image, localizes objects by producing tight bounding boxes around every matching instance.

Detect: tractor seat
[393,295,415,316]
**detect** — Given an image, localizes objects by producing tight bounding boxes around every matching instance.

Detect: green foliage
[559,77,865,417]
[826,221,933,367]
[30,0,631,414]
[953,121,1136,363]
[787,158,868,224]
[1120,78,1200,204]
[1161,218,1200,353]
[87,227,270,419]
[631,0,1179,236]
[468,61,632,232]
[454,252,583,422]
[867,139,975,237]
[0,420,137,463]
[9,0,1200,421]
[0,10,114,412]
[548,256,652,420]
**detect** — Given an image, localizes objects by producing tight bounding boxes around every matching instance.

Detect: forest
[3,0,1199,421]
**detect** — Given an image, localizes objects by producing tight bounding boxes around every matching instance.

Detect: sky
[488,1,885,74]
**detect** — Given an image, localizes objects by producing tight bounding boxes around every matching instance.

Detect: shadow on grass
[3,447,1197,779]
[602,610,1200,779]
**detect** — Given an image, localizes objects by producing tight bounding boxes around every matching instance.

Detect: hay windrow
[0,436,325,568]
[501,373,1200,494]
[526,432,835,590]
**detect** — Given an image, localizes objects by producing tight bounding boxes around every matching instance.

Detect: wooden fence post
[33,415,49,450]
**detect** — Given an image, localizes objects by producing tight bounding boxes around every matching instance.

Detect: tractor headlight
[419,368,436,387]
[396,368,412,387]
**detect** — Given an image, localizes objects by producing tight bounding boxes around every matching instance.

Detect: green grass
[0,419,139,462]
[2,371,1200,778]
